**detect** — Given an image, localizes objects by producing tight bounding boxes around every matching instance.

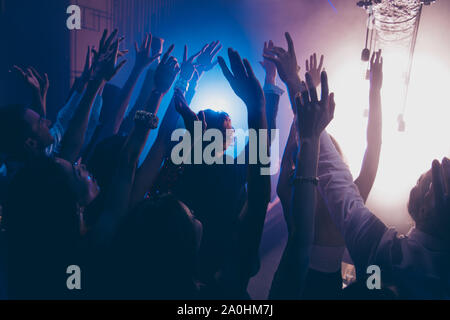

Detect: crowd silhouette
[0,28,449,300]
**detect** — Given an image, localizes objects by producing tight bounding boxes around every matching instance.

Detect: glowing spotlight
[190,70,250,157]
[329,50,450,226]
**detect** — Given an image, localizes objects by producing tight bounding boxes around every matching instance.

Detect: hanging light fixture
[357,0,437,131]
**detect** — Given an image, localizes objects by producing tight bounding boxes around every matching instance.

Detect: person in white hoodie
[317,129,450,299]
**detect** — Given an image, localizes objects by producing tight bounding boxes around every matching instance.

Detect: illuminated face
[23,108,54,149]
[55,158,100,206]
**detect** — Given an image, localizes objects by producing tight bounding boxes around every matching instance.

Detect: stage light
[190,70,250,157]
[329,50,450,225]
[357,0,438,132]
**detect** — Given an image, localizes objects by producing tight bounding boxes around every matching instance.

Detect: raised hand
[13,65,49,116]
[92,36,128,61]
[263,32,300,86]
[153,44,180,94]
[295,71,334,139]
[97,29,118,57]
[174,89,206,134]
[260,40,277,85]
[91,37,127,82]
[134,33,161,71]
[305,53,324,88]
[195,40,222,74]
[179,45,205,82]
[13,65,49,99]
[370,49,383,91]
[218,48,265,112]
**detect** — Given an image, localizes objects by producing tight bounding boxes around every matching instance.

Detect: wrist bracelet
[291,176,319,186]
[134,110,159,129]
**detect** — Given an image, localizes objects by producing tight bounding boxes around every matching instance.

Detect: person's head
[55,158,100,207]
[113,193,202,298]
[3,155,99,247]
[199,109,233,150]
[3,155,98,298]
[0,104,53,159]
[407,159,450,241]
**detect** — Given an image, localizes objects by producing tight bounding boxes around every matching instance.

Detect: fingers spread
[189,47,203,62]
[113,60,127,77]
[211,44,223,58]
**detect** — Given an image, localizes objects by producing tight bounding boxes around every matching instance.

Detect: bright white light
[190,71,248,128]
[328,50,450,228]
[190,71,249,156]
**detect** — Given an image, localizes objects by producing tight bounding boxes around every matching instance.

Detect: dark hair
[0,104,30,158]
[111,194,199,299]
[199,109,230,131]
[3,155,80,298]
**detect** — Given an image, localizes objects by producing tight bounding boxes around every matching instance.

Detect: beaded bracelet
[134,110,159,129]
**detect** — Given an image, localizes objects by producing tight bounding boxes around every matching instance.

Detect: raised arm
[129,51,181,207]
[173,44,205,97]
[269,72,334,299]
[185,41,222,103]
[59,30,126,163]
[126,36,164,113]
[264,32,303,112]
[91,111,155,247]
[119,44,177,133]
[216,48,270,294]
[101,33,160,136]
[13,65,49,117]
[305,53,324,88]
[316,130,387,276]
[276,119,297,232]
[354,49,383,202]
[261,40,284,143]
